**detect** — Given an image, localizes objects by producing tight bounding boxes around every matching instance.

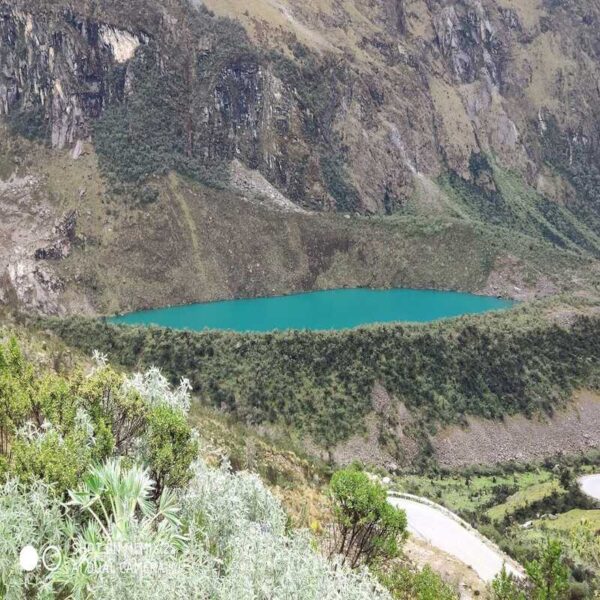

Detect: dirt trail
[389,495,523,583]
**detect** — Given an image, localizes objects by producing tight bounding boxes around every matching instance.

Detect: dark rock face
[382,0,407,35]
[0,6,145,147]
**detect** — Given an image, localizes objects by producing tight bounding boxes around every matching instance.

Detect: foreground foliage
[0,340,197,495]
[491,540,570,600]
[1,459,393,599]
[0,337,395,599]
[376,565,459,600]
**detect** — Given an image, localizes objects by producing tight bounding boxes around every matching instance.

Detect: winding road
[579,474,600,501]
[388,494,523,582]
[386,474,600,584]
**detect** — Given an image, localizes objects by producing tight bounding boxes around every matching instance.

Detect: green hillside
[44,295,600,462]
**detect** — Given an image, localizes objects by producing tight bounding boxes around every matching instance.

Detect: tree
[555,464,574,491]
[328,467,406,568]
[526,540,570,600]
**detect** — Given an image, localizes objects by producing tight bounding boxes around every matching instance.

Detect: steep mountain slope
[1,0,599,314]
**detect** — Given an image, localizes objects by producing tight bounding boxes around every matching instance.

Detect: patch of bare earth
[331,384,420,469]
[404,537,487,600]
[433,391,600,469]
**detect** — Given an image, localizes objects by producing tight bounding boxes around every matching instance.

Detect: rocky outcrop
[433,1,505,85]
[34,211,77,260]
[0,173,66,314]
[0,6,145,148]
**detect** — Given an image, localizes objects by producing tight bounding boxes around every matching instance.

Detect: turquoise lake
[109,288,514,333]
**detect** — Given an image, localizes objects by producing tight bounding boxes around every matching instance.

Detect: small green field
[487,480,561,521]
[533,509,600,532]
[397,469,558,518]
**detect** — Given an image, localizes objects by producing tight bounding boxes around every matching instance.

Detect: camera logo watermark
[19,545,62,572]
[19,546,38,572]
[19,542,168,575]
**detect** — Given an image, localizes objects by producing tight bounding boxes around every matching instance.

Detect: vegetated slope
[1,0,600,314]
[45,296,600,467]
[0,330,396,599]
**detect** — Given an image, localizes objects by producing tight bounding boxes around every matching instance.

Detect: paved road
[388,496,522,582]
[579,474,600,501]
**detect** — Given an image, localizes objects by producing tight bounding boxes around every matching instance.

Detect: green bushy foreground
[1,461,395,599]
[0,338,397,599]
[45,298,600,448]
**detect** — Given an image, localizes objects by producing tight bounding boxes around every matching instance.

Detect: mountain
[1,0,600,315]
[3,5,600,594]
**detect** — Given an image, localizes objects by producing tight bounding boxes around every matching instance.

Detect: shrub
[0,479,65,599]
[0,458,392,599]
[178,460,390,599]
[10,428,91,495]
[377,564,459,600]
[320,152,360,212]
[491,541,571,600]
[0,338,392,598]
[144,404,198,495]
[0,339,198,497]
[7,106,48,142]
[328,467,407,568]
[94,44,229,192]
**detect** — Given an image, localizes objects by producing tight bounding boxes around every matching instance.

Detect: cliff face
[0,0,599,314]
[3,0,599,212]
[0,7,144,147]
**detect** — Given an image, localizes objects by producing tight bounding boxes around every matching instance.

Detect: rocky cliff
[0,0,599,314]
